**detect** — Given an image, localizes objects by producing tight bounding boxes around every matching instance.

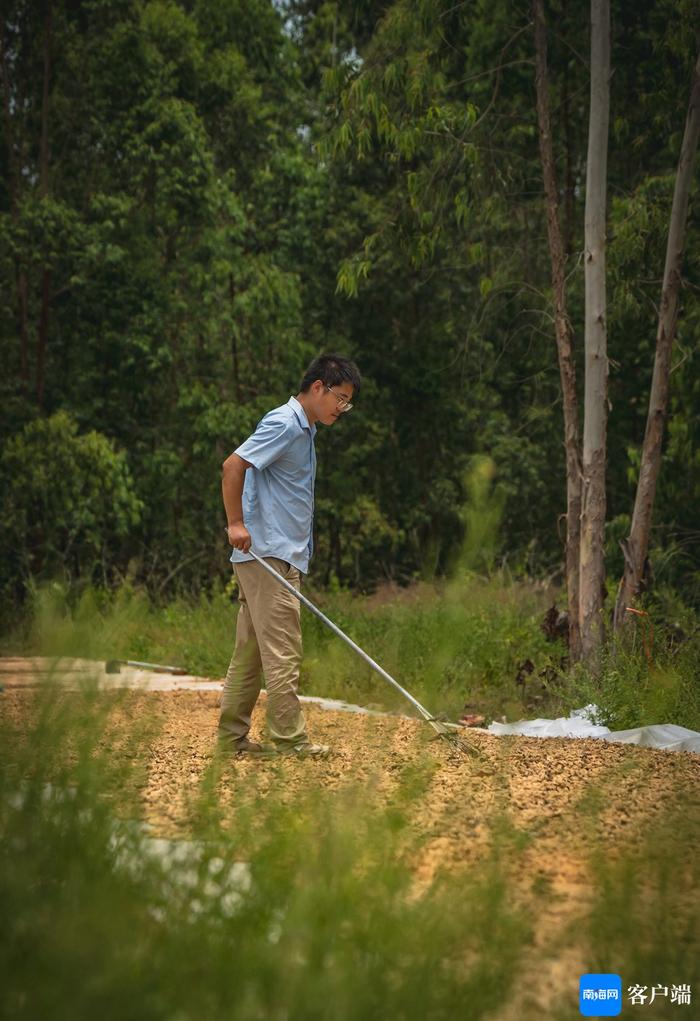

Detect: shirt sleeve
[234,411,295,470]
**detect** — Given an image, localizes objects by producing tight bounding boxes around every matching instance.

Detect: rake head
[426,718,487,759]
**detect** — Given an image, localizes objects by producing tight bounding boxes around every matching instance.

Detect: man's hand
[227,521,252,552]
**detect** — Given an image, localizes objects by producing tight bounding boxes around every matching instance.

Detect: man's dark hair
[299,353,361,395]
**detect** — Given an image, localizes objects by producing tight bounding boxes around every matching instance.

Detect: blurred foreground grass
[1,681,698,1021]
[2,573,699,730]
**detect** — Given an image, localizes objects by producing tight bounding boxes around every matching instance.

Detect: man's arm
[222,452,253,551]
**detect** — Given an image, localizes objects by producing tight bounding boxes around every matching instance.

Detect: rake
[246,550,480,759]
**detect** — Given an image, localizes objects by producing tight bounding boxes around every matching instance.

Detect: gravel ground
[3,678,699,1018]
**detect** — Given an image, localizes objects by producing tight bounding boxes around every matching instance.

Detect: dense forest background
[1,0,698,614]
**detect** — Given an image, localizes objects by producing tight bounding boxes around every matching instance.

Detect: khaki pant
[218,557,308,749]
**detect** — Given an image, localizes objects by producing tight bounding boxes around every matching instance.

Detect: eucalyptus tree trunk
[532,0,582,661]
[613,51,700,631]
[580,0,610,664]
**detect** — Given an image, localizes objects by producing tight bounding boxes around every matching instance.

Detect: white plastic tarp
[487,705,700,754]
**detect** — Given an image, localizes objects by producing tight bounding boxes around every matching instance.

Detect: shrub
[0,412,142,608]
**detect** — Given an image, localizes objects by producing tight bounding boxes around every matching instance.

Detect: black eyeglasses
[325,384,353,412]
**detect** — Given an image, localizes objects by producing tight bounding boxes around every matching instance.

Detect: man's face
[312,380,354,426]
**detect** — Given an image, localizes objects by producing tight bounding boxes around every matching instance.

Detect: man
[219,353,361,758]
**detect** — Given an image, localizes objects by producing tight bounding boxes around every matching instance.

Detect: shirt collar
[288,396,316,436]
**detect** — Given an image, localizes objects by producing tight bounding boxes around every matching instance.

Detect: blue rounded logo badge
[579,974,622,1016]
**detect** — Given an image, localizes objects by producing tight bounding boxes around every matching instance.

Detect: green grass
[2,574,565,723]
[1,681,698,1021]
[559,615,700,733]
[299,571,563,716]
[3,579,238,679]
[0,684,530,1021]
[3,573,699,730]
[581,823,700,1021]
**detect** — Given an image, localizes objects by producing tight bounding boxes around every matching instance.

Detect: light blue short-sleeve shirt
[230,397,317,574]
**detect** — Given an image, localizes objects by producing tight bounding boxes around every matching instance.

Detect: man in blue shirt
[219,354,361,758]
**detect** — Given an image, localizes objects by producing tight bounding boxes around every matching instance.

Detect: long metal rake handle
[246,549,447,738]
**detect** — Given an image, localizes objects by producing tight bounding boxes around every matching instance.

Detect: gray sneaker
[233,739,277,758]
[277,743,330,759]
